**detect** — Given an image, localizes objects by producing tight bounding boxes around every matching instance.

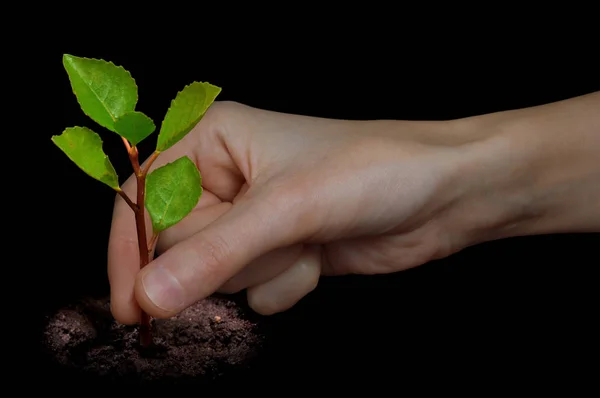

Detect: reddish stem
[124,144,154,348]
[142,151,160,175]
[117,189,137,211]
[122,137,132,153]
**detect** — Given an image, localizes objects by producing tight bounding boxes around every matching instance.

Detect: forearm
[447,91,600,246]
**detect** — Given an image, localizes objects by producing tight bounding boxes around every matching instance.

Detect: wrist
[444,92,600,247]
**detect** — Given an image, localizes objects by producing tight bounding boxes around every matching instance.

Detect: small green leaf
[145,156,202,232]
[114,111,156,146]
[63,54,138,132]
[51,127,120,190]
[156,82,221,152]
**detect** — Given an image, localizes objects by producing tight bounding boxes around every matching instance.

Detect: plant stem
[122,137,132,153]
[124,143,153,348]
[117,189,137,211]
[142,151,160,175]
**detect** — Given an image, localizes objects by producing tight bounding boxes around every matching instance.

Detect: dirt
[43,295,265,386]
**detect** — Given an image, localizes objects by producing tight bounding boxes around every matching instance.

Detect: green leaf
[51,126,120,190]
[63,54,138,132]
[114,111,156,146]
[156,82,221,152]
[145,156,202,232]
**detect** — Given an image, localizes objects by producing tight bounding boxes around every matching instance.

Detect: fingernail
[141,265,185,311]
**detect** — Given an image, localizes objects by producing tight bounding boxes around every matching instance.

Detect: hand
[108,101,470,324]
[108,93,600,324]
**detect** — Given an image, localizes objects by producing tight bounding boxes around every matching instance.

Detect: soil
[43,295,265,386]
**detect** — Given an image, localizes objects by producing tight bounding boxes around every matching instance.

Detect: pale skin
[108,91,600,324]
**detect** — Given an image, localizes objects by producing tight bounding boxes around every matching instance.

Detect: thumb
[134,189,304,318]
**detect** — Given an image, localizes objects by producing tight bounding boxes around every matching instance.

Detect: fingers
[156,202,232,255]
[192,102,248,202]
[217,244,303,294]
[133,189,305,319]
[157,197,304,295]
[247,245,321,315]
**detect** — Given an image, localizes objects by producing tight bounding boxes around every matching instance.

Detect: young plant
[52,54,221,347]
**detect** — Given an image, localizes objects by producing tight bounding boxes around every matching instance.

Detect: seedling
[52,54,221,347]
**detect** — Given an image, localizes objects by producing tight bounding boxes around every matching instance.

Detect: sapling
[52,54,221,348]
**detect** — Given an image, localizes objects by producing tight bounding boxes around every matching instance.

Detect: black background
[12,13,599,391]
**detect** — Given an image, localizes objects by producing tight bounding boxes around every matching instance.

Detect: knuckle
[190,232,233,284]
[203,100,244,124]
[194,100,247,147]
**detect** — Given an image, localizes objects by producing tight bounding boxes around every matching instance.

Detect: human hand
[107,101,495,324]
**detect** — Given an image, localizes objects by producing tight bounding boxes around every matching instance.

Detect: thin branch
[117,189,137,211]
[130,147,141,175]
[142,151,160,176]
[121,137,132,153]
